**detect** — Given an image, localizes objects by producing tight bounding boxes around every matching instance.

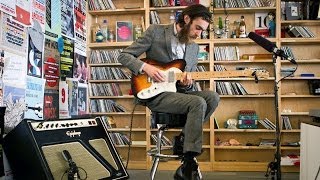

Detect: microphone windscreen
[62,150,72,162]
[248,32,276,53]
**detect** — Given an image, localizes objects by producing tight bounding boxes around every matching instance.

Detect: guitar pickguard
[137,67,182,99]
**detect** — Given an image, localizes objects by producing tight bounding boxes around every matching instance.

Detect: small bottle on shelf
[108,29,115,42]
[234,20,240,38]
[134,24,142,40]
[239,15,247,38]
[95,25,104,43]
[223,18,230,38]
[218,16,223,30]
[100,19,109,42]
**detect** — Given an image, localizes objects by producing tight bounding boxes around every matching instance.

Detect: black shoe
[173,132,184,156]
[173,158,202,180]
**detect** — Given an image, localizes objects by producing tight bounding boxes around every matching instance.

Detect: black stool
[147,112,187,180]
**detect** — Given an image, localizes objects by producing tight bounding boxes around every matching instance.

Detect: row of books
[89,83,123,96]
[150,11,161,24]
[280,67,295,77]
[100,116,117,129]
[280,46,295,61]
[286,26,315,38]
[88,0,116,11]
[214,0,275,8]
[216,81,248,95]
[90,67,131,80]
[150,134,172,146]
[196,65,207,72]
[90,99,126,113]
[109,132,130,145]
[282,116,293,130]
[151,0,175,7]
[258,118,276,130]
[214,65,227,71]
[151,0,196,7]
[194,81,203,91]
[214,46,240,61]
[89,49,123,64]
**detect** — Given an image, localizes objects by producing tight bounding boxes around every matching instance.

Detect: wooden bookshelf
[86,0,319,172]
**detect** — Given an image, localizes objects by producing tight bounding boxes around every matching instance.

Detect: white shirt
[171,23,186,60]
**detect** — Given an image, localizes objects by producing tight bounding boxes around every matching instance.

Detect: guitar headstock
[243,68,270,79]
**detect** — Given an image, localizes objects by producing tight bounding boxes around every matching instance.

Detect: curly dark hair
[176,4,212,26]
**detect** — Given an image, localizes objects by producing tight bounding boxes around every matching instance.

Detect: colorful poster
[44,38,60,89]
[73,53,87,83]
[0,89,3,107]
[45,0,62,41]
[0,50,5,82]
[73,0,87,56]
[66,78,78,117]
[43,90,59,120]
[31,0,46,32]
[74,0,87,45]
[0,0,16,17]
[27,20,44,78]
[74,40,86,56]
[60,35,74,80]
[61,0,75,38]
[77,83,87,115]
[59,81,70,119]
[2,51,27,86]
[1,13,28,53]
[24,76,45,120]
[15,0,32,26]
[255,12,269,37]
[3,84,26,133]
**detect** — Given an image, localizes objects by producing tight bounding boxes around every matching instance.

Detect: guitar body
[131,59,186,100]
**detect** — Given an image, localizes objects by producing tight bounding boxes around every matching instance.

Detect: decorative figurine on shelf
[239,15,247,38]
[201,30,209,39]
[268,12,276,37]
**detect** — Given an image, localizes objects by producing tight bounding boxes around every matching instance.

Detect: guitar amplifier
[3,117,129,180]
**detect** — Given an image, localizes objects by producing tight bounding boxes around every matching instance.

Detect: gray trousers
[146,91,220,153]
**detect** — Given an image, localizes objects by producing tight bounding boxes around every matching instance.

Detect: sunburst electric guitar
[131,59,269,100]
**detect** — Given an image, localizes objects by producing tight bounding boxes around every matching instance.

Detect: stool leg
[150,157,160,180]
[150,127,165,180]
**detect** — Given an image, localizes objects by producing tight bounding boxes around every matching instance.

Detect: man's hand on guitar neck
[179,72,193,87]
[142,63,165,82]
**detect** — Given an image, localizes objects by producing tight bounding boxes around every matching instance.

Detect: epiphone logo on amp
[66,130,81,137]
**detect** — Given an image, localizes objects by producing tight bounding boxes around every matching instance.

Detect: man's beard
[177,23,194,44]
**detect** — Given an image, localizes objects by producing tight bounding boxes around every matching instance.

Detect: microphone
[62,150,73,163]
[248,32,297,64]
[62,150,79,180]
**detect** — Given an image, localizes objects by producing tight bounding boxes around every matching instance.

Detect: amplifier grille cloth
[42,140,111,179]
[89,138,119,170]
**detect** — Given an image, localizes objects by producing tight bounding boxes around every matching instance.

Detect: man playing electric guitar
[118,5,220,180]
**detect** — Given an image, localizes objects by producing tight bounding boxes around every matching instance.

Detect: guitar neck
[175,71,253,80]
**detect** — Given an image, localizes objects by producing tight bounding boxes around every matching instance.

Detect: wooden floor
[128,170,299,180]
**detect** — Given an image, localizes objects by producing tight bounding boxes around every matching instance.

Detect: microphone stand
[266,54,282,180]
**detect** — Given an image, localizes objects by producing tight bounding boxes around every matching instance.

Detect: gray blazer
[118,24,199,76]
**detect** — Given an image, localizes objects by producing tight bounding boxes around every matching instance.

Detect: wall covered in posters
[0,0,88,130]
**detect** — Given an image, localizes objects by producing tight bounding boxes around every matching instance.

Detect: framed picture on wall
[116,21,133,42]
